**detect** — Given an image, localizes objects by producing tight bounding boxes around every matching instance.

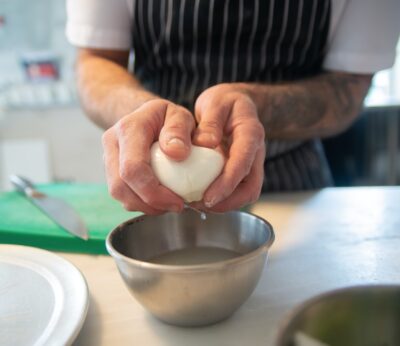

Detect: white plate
[0,245,89,346]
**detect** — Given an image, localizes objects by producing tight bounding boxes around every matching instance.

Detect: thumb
[159,105,195,161]
[193,105,228,149]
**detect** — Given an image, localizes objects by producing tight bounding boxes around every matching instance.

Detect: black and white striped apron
[130,0,334,191]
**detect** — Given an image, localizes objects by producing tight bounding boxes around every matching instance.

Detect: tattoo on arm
[260,72,372,139]
[324,73,368,120]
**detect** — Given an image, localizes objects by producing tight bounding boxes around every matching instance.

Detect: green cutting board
[0,183,141,254]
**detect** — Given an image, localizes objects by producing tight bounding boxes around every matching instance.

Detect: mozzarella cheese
[150,142,224,202]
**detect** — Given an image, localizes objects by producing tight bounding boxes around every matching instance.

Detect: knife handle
[10,175,39,197]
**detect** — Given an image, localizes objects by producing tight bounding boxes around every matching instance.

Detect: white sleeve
[324,0,400,74]
[66,0,132,50]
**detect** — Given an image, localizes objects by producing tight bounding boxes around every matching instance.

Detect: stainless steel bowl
[106,210,274,327]
[277,285,400,346]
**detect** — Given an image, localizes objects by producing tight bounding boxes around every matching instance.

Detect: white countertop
[63,187,400,346]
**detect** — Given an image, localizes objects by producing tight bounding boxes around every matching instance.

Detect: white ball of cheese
[150,142,224,202]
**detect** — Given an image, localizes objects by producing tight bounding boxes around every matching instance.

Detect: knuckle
[235,154,254,177]
[251,122,266,142]
[195,93,223,116]
[249,188,262,204]
[232,160,251,180]
[194,98,206,118]
[101,129,113,146]
[116,118,146,138]
[244,161,253,177]
[141,193,157,207]
[147,210,165,216]
[164,121,187,131]
[202,119,220,131]
[185,112,196,128]
[168,106,195,125]
[123,202,139,212]
[224,180,238,196]
[175,104,191,116]
[108,182,125,200]
[249,177,263,203]
[116,117,132,136]
[121,162,156,194]
[140,99,170,117]
[145,98,168,108]
[119,160,143,182]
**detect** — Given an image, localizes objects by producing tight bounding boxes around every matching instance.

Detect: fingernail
[167,138,186,148]
[205,197,218,208]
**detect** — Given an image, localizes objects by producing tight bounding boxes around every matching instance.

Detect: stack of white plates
[0,245,89,346]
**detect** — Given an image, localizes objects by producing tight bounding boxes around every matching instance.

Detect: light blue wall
[0,0,75,85]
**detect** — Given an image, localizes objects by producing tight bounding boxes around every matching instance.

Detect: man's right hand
[102,99,195,214]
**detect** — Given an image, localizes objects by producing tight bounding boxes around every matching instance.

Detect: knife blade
[10,175,88,240]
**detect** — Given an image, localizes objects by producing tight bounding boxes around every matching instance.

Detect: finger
[193,103,229,148]
[195,146,265,212]
[159,105,195,161]
[116,113,184,212]
[102,130,164,215]
[203,120,265,208]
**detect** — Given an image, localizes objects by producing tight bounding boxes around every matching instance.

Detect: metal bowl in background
[106,210,274,327]
[277,285,400,346]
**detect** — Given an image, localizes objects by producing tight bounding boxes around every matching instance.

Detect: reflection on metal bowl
[277,285,400,346]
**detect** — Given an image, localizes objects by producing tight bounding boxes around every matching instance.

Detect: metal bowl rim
[106,210,275,273]
[275,283,400,345]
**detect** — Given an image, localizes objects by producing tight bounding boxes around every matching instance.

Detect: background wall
[0,0,105,191]
[0,107,105,190]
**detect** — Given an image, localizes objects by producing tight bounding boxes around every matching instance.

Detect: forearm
[245,72,372,140]
[76,49,158,129]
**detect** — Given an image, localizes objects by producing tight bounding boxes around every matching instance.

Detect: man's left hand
[192,83,266,212]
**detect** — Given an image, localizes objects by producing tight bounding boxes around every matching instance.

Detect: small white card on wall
[0,139,51,191]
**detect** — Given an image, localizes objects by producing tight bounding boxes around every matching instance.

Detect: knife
[10,175,89,240]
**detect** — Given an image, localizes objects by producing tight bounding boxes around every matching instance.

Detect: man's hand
[102,99,195,214]
[192,83,266,212]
